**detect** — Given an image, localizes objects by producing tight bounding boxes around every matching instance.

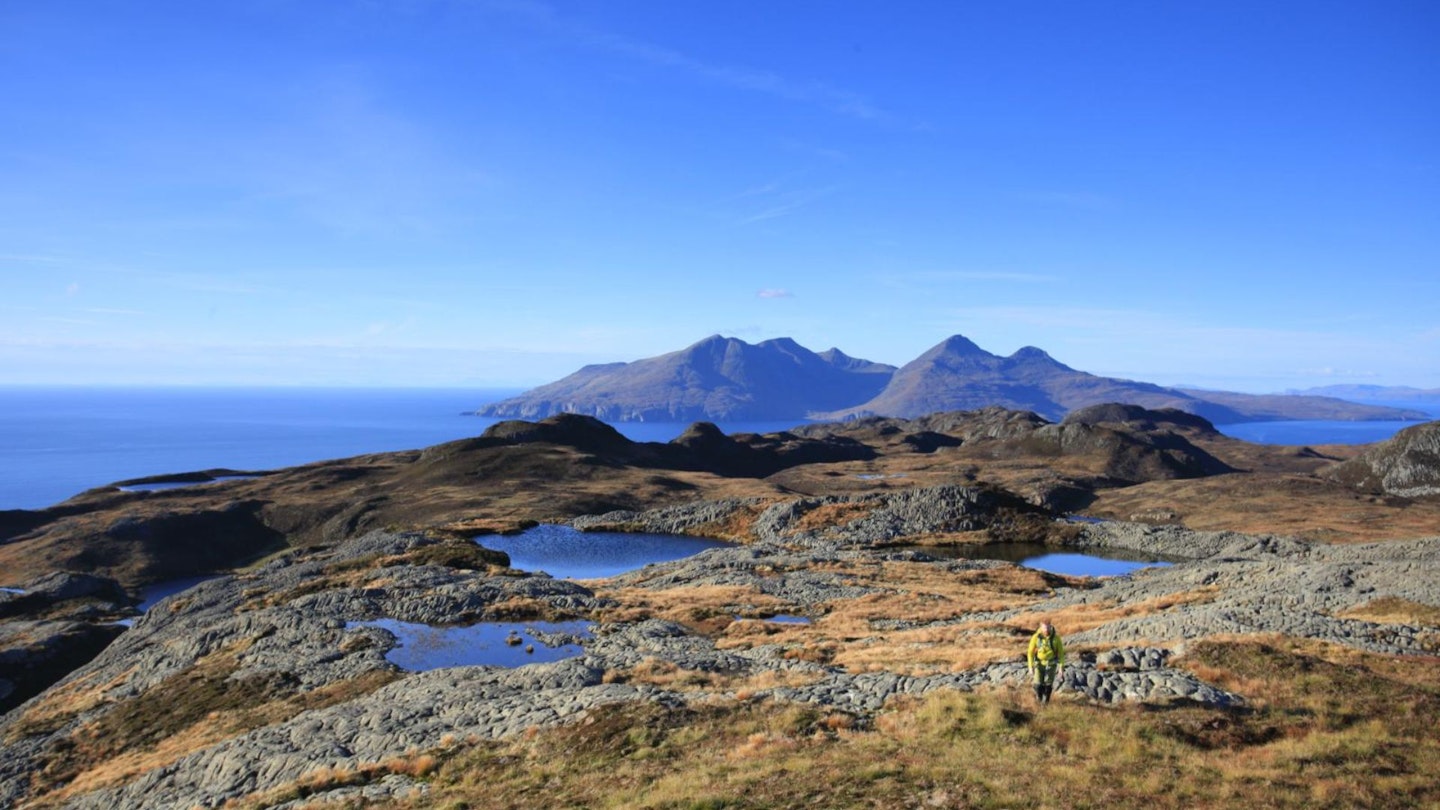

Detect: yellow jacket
[1027,630,1065,669]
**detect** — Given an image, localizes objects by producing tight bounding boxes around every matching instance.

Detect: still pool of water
[118,475,261,493]
[900,543,1176,577]
[475,524,734,579]
[734,614,811,625]
[135,575,224,612]
[111,574,225,627]
[351,618,592,670]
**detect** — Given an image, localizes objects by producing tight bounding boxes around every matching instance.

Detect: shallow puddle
[475,524,733,579]
[112,575,224,626]
[135,575,223,612]
[900,542,1176,577]
[735,614,811,625]
[350,618,592,671]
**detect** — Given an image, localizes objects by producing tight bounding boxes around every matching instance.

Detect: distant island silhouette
[477,334,1429,424]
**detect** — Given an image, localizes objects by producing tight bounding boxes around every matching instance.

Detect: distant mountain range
[1286,384,1440,403]
[476,335,1430,425]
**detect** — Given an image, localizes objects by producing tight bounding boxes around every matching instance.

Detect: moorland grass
[263,637,1440,810]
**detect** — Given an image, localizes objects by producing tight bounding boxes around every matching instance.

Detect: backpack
[1034,632,1057,662]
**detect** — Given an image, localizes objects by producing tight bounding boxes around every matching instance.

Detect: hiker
[1026,622,1065,704]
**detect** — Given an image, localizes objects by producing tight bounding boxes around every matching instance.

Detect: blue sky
[2,1,1436,392]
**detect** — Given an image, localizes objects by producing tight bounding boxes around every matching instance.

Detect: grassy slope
[229,640,1440,810]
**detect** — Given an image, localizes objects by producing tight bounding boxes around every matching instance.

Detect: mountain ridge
[476,334,896,422]
[1286,384,1440,404]
[478,335,1428,425]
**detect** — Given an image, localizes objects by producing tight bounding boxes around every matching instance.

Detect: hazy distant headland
[1287,384,1440,403]
[477,334,1428,425]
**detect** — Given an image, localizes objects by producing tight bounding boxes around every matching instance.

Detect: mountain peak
[478,334,1426,425]
[1009,346,1052,361]
[1007,345,1073,371]
[477,335,893,421]
[932,335,990,357]
[688,334,736,350]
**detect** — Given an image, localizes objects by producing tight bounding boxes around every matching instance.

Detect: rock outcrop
[0,571,133,713]
[1324,420,1440,497]
[575,483,1043,546]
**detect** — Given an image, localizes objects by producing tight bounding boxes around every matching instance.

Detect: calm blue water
[1018,552,1169,577]
[352,618,592,670]
[1218,419,1434,446]
[136,575,224,612]
[734,614,812,625]
[475,524,734,579]
[0,387,807,510]
[1217,400,1437,446]
[3,386,1433,511]
[903,542,1175,577]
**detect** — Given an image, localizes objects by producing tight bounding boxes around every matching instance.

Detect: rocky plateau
[1,407,1438,808]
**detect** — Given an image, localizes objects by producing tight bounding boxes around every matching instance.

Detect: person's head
[1038,622,1052,636]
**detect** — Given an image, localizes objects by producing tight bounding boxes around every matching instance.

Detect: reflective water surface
[118,475,260,493]
[734,614,811,625]
[900,542,1176,577]
[475,524,734,579]
[136,575,223,612]
[351,618,592,670]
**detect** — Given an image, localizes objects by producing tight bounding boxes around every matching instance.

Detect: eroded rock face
[1326,420,1440,498]
[0,620,128,715]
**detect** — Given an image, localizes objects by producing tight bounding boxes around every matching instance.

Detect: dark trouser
[1031,662,1058,703]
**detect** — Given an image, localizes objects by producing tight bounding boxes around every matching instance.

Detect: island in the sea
[476,334,1428,424]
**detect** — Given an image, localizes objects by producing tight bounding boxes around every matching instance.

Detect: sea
[0,387,802,511]
[1,387,1435,512]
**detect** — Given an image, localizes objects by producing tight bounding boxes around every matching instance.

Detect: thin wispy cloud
[777,138,850,163]
[756,288,793,299]
[136,269,282,297]
[493,0,890,122]
[734,185,840,225]
[54,260,287,298]
[0,254,63,264]
[204,65,492,238]
[718,181,784,203]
